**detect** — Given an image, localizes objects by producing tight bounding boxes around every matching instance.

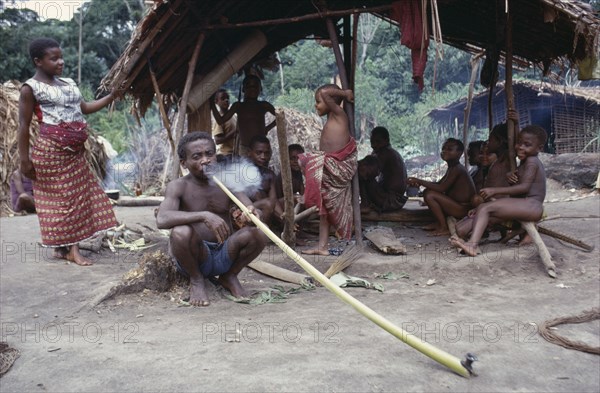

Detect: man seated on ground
[10,169,35,213]
[246,135,278,225]
[156,131,266,307]
[358,126,408,213]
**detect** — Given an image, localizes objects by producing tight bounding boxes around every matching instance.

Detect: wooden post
[188,101,212,131]
[149,63,174,153]
[326,17,363,246]
[463,54,483,170]
[505,3,517,172]
[276,109,296,246]
[170,32,205,181]
[351,14,359,90]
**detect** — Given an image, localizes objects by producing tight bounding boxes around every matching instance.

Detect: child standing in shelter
[407,138,476,236]
[211,75,275,157]
[246,135,278,225]
[451,126,548,256]
[18,37,118,266]
[300,84,357,256]
[211,88,237,160]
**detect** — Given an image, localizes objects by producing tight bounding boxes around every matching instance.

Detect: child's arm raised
[211,100,238,125]
[320,86,353,118]
[263,101,277,131]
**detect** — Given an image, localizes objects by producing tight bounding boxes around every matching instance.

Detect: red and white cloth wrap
[299,138,358,240]
[31,121,118,247]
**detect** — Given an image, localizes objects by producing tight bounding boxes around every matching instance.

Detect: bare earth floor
[1,192,599,392]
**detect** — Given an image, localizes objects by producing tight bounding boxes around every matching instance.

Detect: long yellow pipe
[214,176,472,378]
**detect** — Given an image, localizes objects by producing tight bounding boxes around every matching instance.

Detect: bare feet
[189,277,210,306]
[65,245,93,266]
[429,228,450,237]
[449,237,481,257]
[218,273,249,299]
[54,245,92,266]
[301,248,329,256]
[421,223,439,231]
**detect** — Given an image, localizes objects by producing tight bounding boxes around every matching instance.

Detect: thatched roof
[428,79,600,123]
[102,0,600,115]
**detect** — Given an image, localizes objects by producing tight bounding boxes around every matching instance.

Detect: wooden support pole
[505,3,517,172]
[463,54,483,170]
[326,17,363,247]
[520,221,557,278]
[148,63,175,154]
[351,13,359,91]
[276,110,296,246]
[170,32,205,181]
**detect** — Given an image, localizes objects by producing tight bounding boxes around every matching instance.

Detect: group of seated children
[408,117,548,256]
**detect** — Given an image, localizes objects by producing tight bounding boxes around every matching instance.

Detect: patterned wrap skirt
[31,121,118,247]
[299,138,358,240]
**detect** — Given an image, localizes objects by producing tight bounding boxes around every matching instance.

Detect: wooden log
[295,205,318,223]
[275,110,296,246]
[248,260,312,286]
[186,30,266,112]
[361,208,434,223]
[520,221,557,278]
[117,196,164,206]
[364,227,407,255]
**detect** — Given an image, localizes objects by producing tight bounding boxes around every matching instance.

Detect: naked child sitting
[156,132,266,306]
[407,138,476,236]
[451,126,548,256]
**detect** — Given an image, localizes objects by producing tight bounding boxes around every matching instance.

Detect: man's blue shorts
[173,239,234,278]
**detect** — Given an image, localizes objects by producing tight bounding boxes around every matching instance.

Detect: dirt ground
[1,181,599,392]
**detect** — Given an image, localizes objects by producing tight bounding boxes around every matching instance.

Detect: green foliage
[262,40,336,101]
[273,87,315,114]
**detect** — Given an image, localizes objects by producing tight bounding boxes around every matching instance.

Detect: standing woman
[18,37,118,266]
